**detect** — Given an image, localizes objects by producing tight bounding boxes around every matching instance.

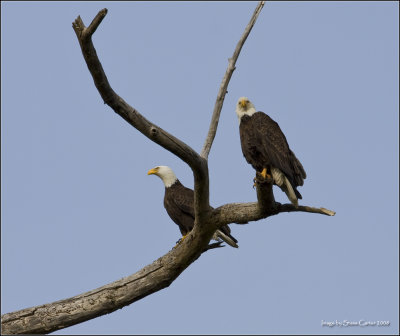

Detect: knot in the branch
[150,126,158,136]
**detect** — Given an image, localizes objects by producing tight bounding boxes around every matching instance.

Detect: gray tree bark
[1,2,335,334]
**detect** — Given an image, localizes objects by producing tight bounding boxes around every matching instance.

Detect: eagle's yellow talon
[174,233,188,248]
[261,168,271,179]
[261,168,267,178]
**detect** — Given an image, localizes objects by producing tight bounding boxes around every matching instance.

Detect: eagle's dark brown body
[239,112,306,199]
[164,180,238,245]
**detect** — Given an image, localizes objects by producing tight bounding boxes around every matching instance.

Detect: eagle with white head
[236,97,306,206]
[148,165,238,248]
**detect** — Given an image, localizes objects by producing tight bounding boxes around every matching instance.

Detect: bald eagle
[147,166,238,248]
[236,97,306,206]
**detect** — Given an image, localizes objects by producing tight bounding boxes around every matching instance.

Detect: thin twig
[200,1,265,159]
[276,204,336,216]
[86,8,108,36]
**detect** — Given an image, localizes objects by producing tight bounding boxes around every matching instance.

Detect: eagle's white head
[147,165,177,188]
[236,97,257,122]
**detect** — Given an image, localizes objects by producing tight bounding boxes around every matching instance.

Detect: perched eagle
[236,97,306,206]
[147,166,238,248]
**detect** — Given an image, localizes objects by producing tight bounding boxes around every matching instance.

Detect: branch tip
[86,8,108,36]
[72,15,85,31]
[276,203,336,217]
[320,207,336,216]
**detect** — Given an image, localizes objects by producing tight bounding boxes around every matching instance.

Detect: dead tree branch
[201,1,265,159]
[211,173,335,228]
[211,176,335,228]
[1,236,219,335]
[212,201,336,229]
[72,9,210,221]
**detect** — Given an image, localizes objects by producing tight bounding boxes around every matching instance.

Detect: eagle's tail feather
[291,151,307,186]
[214,230,239,248]
[282,176,299,207]
[294,187,302,200]
[271,167,299,206]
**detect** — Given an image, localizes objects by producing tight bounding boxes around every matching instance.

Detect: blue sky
[1,1,399,334]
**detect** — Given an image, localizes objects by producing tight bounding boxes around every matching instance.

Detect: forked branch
[72,8,210,220]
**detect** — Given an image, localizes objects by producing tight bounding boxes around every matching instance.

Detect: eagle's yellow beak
[239,99,247,108]
[147,167,158,175]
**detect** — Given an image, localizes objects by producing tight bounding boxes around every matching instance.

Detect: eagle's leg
[174,233,188,248]
[261,167,272,179]
[254,168,272,188]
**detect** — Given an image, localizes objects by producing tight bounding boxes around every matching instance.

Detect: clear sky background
[1,1,398,335]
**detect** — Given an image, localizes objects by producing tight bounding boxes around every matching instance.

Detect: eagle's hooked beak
[239,99,248,108]
[147,167,158,175]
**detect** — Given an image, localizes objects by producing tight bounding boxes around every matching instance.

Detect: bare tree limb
[211,172,335,228]
[1,231,223,335]
[211,201,335,229]
[201,1,265,159]
[275,204,336,217]
[212,200,335,229]
[1,237,225,335]
[72,8,210,222]
[72,9,200,168]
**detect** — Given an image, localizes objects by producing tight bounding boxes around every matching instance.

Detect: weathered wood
[1,231,217,334]
[211,175,335,229]
[72,8,210,224]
